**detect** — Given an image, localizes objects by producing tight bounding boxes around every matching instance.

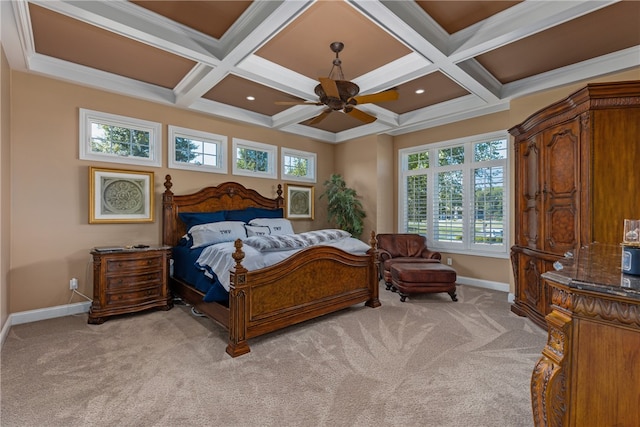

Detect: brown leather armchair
[376,233,441,289]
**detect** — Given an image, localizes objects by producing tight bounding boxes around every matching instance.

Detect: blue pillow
[225,207,283,223]
[178,211,226,230]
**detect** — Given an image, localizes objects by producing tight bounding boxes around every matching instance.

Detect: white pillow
[189,221,247,249]
[249,218,295,236]
[245,224,271,237]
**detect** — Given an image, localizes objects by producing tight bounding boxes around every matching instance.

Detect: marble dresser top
[542,243,640,301]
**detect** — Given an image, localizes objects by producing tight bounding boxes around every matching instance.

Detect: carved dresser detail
[533,244,640,427]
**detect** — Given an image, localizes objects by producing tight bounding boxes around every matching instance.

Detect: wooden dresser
[509,81,640,328]
[88,246,173,324]
[533,244,640,427]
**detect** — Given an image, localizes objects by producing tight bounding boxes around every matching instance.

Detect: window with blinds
[399,132,509,257]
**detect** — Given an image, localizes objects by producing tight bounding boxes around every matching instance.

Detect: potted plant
[320,174,366,237]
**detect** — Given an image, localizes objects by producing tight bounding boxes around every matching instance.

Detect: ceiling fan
[276,41,398,125]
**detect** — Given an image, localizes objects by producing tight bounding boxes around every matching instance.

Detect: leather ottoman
[390,263,458,302]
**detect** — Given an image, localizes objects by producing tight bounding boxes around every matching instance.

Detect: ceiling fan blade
[319,77,340,98]
[308,110,331,125]
[353,90,399,104]
[346,108,376,124]
[275,101,321,106]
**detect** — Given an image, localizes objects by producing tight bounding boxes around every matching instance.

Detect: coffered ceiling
[2,1,639,143]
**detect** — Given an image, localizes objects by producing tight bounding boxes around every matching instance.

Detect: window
[168,126,227,174]
[232,138,277,179]
[79,109,161,167]
[281,148,316,183]
[399,132,509,257]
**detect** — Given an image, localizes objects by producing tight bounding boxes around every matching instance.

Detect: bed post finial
[276,184,284,208]
[232,239,247,270]
[369,230,377,250]
[164,175,173,194]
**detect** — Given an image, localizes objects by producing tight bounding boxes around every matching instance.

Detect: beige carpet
[1,283,546,427]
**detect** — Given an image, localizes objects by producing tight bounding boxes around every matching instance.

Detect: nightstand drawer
[106,271,163,289]
[106,287,161,305]
[106,256,163,273]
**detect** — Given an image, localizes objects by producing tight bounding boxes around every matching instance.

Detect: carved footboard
[226,235,381,357]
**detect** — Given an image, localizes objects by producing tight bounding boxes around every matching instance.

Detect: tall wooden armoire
[509,81,640,328]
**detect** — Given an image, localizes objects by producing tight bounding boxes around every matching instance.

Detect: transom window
[168,126,227,174]
[79,108,161,167]
[281,148,316,183]
[399,132,509,257]
[232,138,277,179]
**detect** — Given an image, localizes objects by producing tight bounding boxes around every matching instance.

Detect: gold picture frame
[285,184,314,220]
[89,167,154,224]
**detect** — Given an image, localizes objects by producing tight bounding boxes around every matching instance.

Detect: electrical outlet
[447,258,452,266]
[69,278,78,290]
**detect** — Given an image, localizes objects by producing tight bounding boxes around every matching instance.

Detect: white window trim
[281,147,317,183]
[79,108,162,167]
[398,130,509,258]
[231,138,277,179]
[168,125,228,174]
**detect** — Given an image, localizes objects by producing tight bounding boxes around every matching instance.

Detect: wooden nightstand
[88,246,173,324]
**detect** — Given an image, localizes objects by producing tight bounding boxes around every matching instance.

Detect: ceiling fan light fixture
[314,80,360,110]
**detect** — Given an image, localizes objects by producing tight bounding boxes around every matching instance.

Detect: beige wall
[1,46,11,329]
[5,65,640,315]
[334,134,382,239]
[375,134,395,234]
[8,72,336,313]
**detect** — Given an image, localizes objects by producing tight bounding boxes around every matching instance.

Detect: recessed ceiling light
[246,96,255,101]
[415,89,425,94]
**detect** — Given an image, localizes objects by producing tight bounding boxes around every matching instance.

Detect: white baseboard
[457,275,510,295]
[1,301,91,348]
[10,301,91,325]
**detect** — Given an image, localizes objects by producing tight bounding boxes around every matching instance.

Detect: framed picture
[89,167,154,224]
[285,184,314,220]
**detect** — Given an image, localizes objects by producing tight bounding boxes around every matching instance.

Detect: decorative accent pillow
[243,234,309,252]
[245,225,271,237]
[299,229,351,245]
[189,221,247,249]
[179,211,226,229]
[249,218,295,235]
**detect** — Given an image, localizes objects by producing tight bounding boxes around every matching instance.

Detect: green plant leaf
[320,174,366,237]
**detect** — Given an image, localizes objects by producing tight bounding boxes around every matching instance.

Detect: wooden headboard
[162,175,284,246]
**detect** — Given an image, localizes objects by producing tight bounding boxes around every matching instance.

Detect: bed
[162,175,381,357]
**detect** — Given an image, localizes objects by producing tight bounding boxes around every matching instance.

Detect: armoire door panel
[545,122,579,196]
[521,254,541,310]
[543,120,580,254]
[546,205,578,250]
[519,138,541,249]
